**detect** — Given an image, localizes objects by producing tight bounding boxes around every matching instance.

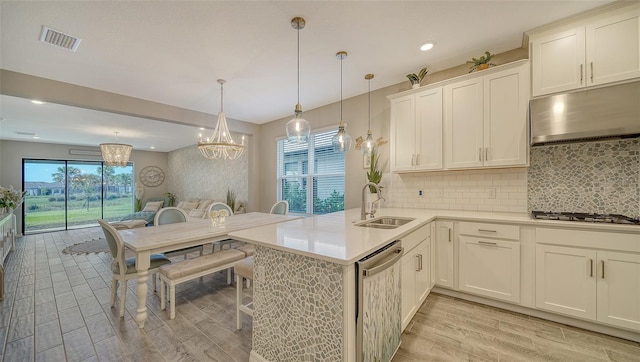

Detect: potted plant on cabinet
[466,51,496,72]
[406,66,429,89]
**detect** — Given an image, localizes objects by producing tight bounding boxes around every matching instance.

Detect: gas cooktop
[531,211,640,225]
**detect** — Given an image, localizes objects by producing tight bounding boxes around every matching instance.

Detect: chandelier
[100,131,132,167]
[285,16,311,143]
[331,51,352,152]
[198,79,245,160]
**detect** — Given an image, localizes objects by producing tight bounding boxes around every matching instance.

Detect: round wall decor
[139,165,165,187]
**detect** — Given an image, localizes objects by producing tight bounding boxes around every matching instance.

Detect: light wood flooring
[0,227,638,361]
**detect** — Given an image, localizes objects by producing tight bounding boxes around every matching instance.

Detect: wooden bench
[159,248,247,319]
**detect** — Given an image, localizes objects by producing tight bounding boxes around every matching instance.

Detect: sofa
[175,199,216,219]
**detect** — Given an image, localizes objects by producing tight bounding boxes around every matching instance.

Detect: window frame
[276,126,345,215]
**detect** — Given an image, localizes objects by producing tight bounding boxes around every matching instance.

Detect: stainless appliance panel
[530,81,640,145]
[356,240,403,362]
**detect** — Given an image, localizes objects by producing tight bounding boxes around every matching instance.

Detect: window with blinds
[277,130,345,214]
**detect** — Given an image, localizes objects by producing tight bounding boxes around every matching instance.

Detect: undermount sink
[355,217,416,229]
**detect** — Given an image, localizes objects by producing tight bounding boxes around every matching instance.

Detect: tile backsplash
[381,168,528,213]
[528,138,639,217]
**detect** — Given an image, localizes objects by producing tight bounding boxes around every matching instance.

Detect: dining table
[117,212,301,328]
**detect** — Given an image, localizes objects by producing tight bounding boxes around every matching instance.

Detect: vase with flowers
[0,185,26,214]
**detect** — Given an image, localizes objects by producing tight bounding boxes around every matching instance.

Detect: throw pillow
[178,201,199,212]
[196,199,215,210]
[142,201,164,212]
[188,209,207,218]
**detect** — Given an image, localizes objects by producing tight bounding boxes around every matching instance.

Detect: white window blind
[277,130,345,214]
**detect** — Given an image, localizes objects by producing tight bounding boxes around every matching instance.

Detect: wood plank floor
[1,227,639,361]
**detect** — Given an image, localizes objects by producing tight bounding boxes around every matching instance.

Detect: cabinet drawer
[459,222,520,240]
[401,223,430,254]
[459,236,521,303]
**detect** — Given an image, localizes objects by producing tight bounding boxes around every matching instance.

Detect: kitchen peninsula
[229,208,640,362]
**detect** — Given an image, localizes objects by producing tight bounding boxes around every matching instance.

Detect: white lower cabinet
[435,221,454,288]
[459,236,521,303]
[536,244,640,331]
[401,234,431,331]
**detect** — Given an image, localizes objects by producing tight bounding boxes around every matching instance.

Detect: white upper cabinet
[390,87,443,172]
[531,5,640,97]
[445,62,529,169]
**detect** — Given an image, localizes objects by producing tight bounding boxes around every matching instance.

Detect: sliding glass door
[23,159,134,233]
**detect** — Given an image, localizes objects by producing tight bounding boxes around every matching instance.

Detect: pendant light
[100,131,132,167]
[285,17,311,144]
[362,73,378,158]
[331,51,353,152]
[198,79,245,160]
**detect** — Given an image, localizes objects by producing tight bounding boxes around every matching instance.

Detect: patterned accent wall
[253,246,344,361]
[528,139,639,217]
[166,143,248,205]
[381,168,528,213]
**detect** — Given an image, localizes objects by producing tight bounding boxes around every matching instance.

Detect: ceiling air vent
[39,26,81,52]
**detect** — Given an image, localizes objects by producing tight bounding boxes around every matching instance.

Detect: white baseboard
[432,287,640,343]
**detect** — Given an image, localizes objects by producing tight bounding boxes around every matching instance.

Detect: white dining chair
[98,219,172,318]
[208,202,236,253]
[155,207,204,259]
[270,200,289,215]
[207,202,234,216]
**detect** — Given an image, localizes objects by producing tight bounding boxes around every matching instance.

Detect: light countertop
[228,208,640,266]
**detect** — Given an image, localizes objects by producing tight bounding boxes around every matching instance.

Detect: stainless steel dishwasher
[356,240,403,362]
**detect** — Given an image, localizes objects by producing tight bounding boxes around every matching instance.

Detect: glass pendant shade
[363,74,377,157]
[286,17,311,143]
[362,130,378,158]
[198,79,246,160]
[332,51,352,152]
[100,132,132,167]
[286,104,311,143]
[332,121,352,152]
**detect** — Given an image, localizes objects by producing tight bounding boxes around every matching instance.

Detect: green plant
[226,188,237,212]
[466,51,496,72]
[406,66,429,86]
[163,192,176,207]
[366,150,382,193]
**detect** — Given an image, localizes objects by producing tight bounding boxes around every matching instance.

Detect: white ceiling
[0,1,612,151]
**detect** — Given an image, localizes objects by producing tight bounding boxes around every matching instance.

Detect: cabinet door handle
[589,259,593,277]
[580,64,584,84]
[419,254,423,271]
[415,154,419,165]
[415,255,420,271]
[448,228,452,242]
[478,241,497,246]
[485,148,489,161]
[590,62,594,83]
[478,148,483,161]
[478,229,497,233]
[601,260,605,279]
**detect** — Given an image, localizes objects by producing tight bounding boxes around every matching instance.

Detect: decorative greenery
[0,185,26,210]
[406,66,429,86]
[367,150,382,193]
[466,51,496,72]
[226,188,237,212]
[163,192,176,207]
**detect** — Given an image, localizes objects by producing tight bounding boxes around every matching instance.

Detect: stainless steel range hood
[530,81,640,146]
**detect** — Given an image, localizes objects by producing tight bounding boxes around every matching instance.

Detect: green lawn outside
[24,195,133,231]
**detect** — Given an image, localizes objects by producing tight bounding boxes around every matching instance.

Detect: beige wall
[0,139,168,233]
[256,48,528,212]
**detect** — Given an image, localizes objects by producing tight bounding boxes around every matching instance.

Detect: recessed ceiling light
[199,127,205,131]
[32,135,40,139]
[150,146,155,150]
[31,100,46,105]
[420,42,435,51]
